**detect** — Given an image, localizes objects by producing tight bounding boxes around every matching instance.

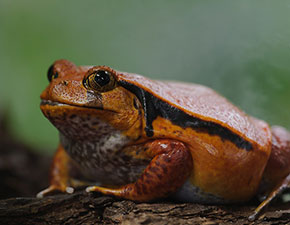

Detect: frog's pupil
[94,70,110,87]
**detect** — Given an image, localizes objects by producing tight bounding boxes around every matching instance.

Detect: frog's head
[40,59,143,141]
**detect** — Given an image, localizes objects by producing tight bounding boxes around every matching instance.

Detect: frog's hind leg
[249,126,290,220]
[37,144,74,198]
[86,140,193,201]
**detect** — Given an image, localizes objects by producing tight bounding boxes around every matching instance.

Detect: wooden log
[0,191,290,225]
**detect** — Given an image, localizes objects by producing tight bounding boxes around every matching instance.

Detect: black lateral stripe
[119,80,253,151]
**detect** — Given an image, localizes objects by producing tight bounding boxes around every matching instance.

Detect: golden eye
[83,69,116,92]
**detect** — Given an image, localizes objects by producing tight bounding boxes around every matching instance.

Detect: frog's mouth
[40,99,110,111]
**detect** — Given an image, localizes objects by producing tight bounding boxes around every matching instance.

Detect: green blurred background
[0,0,289,153]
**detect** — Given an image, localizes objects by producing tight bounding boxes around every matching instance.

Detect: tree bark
[1,191,290,225]
[0,116,290,224]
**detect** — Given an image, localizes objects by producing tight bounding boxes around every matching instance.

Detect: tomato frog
[38,59,290,220]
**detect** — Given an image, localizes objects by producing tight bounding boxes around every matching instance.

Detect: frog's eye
[83,69,116,92]
[47,65,59,82]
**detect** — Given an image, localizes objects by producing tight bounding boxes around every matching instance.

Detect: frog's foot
[37,185,74,198]
[37,144,75,198]
[86,140,193,201]
[37,178,91,198]
[249,172,290,221]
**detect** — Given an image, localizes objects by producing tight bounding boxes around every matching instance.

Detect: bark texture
[1,191,290,225]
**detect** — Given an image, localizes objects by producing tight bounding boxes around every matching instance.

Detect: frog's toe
[85,185,123,198]
[85,186,99,193]
[85,185,108,193]
[248,212,258,221]
[37,186,56,198]
[65,186,74,194]
[37,185,74,198]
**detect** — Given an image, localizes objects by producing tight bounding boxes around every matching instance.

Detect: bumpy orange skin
[38,59,290,220]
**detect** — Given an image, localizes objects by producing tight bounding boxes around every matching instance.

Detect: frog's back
[117,72,271,149]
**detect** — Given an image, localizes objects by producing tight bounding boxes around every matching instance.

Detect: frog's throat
[59,128,146,185]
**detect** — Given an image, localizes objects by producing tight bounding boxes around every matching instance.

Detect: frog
[38,59,290,220]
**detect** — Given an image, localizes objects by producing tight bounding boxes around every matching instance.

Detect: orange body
[38,59,290,220]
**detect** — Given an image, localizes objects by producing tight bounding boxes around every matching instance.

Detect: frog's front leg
[86,139,193,201]
[37,144,74,198]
